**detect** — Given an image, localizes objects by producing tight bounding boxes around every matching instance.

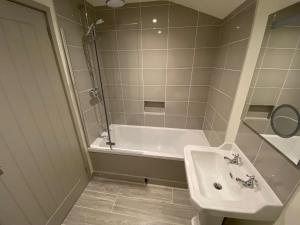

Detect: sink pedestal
[191,213,223,225]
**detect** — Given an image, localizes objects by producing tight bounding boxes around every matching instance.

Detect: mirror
[242,2,300,166]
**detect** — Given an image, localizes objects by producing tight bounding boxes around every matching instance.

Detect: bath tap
[236,175,258,189]
[224,153,242,165]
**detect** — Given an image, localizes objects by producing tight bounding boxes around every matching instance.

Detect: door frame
[7,0,92,176]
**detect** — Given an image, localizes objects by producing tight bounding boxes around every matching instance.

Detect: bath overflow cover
[213,182,222,190]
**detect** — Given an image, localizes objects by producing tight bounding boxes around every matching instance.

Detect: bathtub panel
[90,152,187,188]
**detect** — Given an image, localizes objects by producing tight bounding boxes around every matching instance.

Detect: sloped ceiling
[86,0,247,19]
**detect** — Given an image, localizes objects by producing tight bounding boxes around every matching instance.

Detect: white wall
[274,183,300,225]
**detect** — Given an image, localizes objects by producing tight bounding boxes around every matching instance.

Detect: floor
[62,176,197,225]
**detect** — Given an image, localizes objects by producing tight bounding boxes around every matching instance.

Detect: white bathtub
[89,124,210,160]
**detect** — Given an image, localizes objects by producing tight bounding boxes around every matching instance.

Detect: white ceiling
[86,0,247,19]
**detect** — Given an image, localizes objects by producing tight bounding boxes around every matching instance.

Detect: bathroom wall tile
[254,141,300,203]
[143,50,167,68]
[225,40,248,70]
[205,104,215,127]
[125,114,144,126]
[189,86,209,102]
[255,69,287,87]
[97,30,117,51]
[204,127,223,147]
[212,114,227,143]
[191,68,211,85]
[87,124,101,145]
[169,3,198,27]
[186,117,204,130]
[117,30,141,50]
[284,70,300,88]
[268,27,300,48]
[167,69,192,85]
[118,51,141,68]
[103,69,121,85]
[53,0,82,23]
[188,102,206,117]
[165,115,186,129]
[166,86,189,101]
[262,49,294,69]
[144,85,165,101]
[141,5,169,29]
[143,69,166,85]
[123,85,143,100]
[115,7,140,29]
[58,16,84,47]
[111,113,126,124]
[68,47,88,70]
[291,50,300,69]
[194,48,216,68]
[196,27,219,48]
[79,92,99,111]
[145,114,164,127]
[109,100,124,113]
[168,49,194,68]
[251,88,280,105]
[165,102,188,116]
[83,108,99,130]
[277,89,300,108]
[214,46,227,68]
[215,92,233,121]
[142,29,168,49]
[219,70,241,98]
[95,9,115,30]
[121,69,142,85]
[101,51,118,68]
[210,69,223,90]
[235,123,262,162]
[124,100,144,113]
[107,85,123,99]
[197,12,221,26]
[229,4,255,42]
[73,70,93,92]
[168,27,196,49]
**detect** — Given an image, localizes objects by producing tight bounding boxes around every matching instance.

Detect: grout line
[164,3,171,127]
[139,5,145,126]
[185,11,200,128]
[113,9,127,125]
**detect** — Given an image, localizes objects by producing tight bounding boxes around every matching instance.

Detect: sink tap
[224,153,242,165]
[236,175,258,189]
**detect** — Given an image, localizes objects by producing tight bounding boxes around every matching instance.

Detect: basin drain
[213,182,222,190]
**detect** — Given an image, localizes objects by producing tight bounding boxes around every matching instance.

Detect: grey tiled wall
[95,1,221,129]
[54,0,103,144]
[236,123,300,204]
[204,0,256,146]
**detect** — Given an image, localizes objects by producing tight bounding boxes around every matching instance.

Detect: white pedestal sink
[184,144,283,225]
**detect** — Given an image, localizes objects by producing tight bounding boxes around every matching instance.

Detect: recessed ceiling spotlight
[158,30,162,34]
[152,18,158,23]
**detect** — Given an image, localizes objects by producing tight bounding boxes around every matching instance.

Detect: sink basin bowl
[184,144,282,224]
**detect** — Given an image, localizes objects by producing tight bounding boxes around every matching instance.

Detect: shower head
[85,18,104,36]
[106,0,125,8]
